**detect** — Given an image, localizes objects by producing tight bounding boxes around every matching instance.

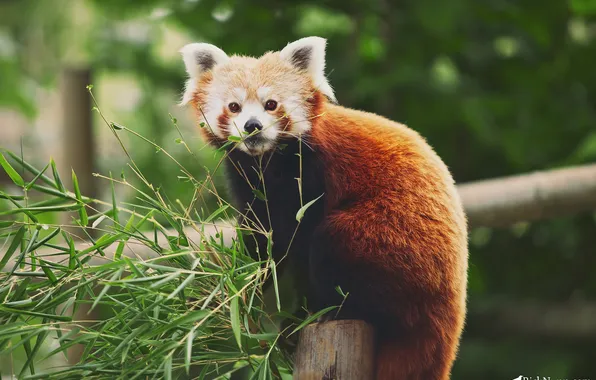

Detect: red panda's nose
[244,118,263,134]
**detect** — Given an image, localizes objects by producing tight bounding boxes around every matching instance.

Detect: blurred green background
[1,0,596,378]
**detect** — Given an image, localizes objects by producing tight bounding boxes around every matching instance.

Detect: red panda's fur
[182,40,468,380]
[311,101,468,379]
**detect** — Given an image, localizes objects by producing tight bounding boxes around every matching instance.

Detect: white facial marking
[231,88,247,103]
[284,96,310,135]
[200,81,226,138]
[257,87,272,102]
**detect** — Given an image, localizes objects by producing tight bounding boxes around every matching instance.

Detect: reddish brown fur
[306,90,325,121]
[309,100,468,380]
[217,110,231,138]
[190,73,225,145]
[274,105,293,131]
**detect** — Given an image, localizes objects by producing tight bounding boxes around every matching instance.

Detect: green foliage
[0,153,25,187]
[0,99,338,378]
[570,0,596,15]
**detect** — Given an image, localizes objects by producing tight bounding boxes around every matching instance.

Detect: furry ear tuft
[280,37,336,103]
[179,43,229,105]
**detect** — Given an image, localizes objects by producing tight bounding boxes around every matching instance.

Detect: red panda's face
[180,37,335,155]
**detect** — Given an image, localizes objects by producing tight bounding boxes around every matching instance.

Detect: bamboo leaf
[203,204,230,223]
[114,325,150,363]
[50,158,65,192]
[296,194,324,222]
[114,240,127,261]
[4,329,42,356]
[0,204,81,216]
[90,268,124,313]
[44,332,96,360]
[185,325,197,376]
[0,152,24,186]
[289,306,338,336]
[270,260,281,312]
[0,324,39,341]
[28,227,60,252]
[149,309,210,338]
[0,195,38,222]
[21,336,33,372]
[25,162,50,191]
[0,226,25,271]
[72,170,88,226]
[0,306,72,321]
[19,320,50,377]
[149,271,182,288]
[164,355,172,380]
[0,191,25,200]
[5,151,55,187]
[110,171,119,226]
[230,296,242,349]
[166,273,195,300]
[41,262,58,284]
[0,220,16,228]
[61,230,76,270]
[252,189,266,201]
[9,226,39,275]
[79,232,124,256]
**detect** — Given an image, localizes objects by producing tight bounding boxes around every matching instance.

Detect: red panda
[180,36,468,380]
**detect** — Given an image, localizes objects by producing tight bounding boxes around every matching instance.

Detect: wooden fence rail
[459,163,596,227]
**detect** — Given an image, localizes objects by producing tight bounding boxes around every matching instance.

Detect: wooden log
[293,320,376,380]
[459,163,596,228]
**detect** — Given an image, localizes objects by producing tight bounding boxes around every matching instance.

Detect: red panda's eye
[228,102,241,113]
[264,100,278,111]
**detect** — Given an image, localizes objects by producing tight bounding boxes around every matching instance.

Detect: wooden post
[58,67,96,365]
[59,67,96,227]
[294,320,376,380]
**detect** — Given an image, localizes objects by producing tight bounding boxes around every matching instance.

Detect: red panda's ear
[280,37,336,103]
[179,43,229,105]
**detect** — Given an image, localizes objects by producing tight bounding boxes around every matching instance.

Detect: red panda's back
[310,103,468,379]
[312,104,460,213]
